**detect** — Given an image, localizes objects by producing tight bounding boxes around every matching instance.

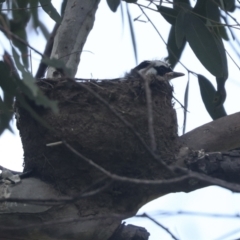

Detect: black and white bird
[128,60,184,81]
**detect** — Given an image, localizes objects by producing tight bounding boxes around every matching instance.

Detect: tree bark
[47,0,100,78]
[179,111,240,152]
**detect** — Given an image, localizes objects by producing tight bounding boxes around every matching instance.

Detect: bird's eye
[154,66,172,76]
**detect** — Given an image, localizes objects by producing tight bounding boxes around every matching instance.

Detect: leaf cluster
[0,0,66,135]
[158,0,234,119]
[107,0,237,120]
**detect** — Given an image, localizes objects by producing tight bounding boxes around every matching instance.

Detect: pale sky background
[1,0,240,239]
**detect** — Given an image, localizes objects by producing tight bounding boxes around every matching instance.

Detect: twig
[0,25,44,57]
[35,23,60,78]
[139,213,179,240]
[132,69,157,152]
[63,141,240,192]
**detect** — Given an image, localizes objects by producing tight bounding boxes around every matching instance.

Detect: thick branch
[47,0,100,78]
[179,112,240,152]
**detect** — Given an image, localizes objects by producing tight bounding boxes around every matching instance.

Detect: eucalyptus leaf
[61,0,68,16]
[206,0,229,41]
[198,74,227,120]
[12,48,58,113]
[38,20,50,40]
[157,6,178,25]
[184,11,227,78]
[219,0,235,12]
[126,4,138,65]
[0,62,16,135]
[182,79,189,134]
[173,0,191,10]
[30,0,40,30]
[193,0,207,20]
[175,10,186,49]
[166,25,186,68]
[39,0,62,23]
[106,0,120,12]
[124,0,137,3]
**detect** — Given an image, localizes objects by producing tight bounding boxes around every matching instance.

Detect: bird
[128,60,184,81]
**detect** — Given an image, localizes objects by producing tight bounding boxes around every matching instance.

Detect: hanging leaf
[0,62,16,135]
[61,0,68,16]
[30,0,50,39]
[198,74,227,119]
[10,1,30,69]
[214,76,227,107]
[39,0,62,23]
[126,3,138,65]
[166,25,186,68]
[182,79,189,134]
[12,48,58,113]
[193,0,207,20]
[184,11,228,79]
[106,0,120,12]
[0,95,13,135]
[219,0,235,12]
[30,0,40,29]
[173,0,191,10]
[175,10,186,49]
[157,6,179,25]
[206,1,229,41]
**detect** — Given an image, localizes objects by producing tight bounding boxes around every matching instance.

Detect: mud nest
[16,76,179,202]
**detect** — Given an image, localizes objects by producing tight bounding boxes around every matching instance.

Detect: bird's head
[131,60,184,81]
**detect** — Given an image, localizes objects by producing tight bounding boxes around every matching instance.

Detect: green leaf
[61,0,68,16]
[215,35,228,78]
[39,0,61,23]
[30,0,39,29]
[193,0,207,20]
[182,79,189,134]
[184,11,228,79]
[166,25,186,68]
[0,62,15,135]
[106,0,121,12]
[0,95,13,135]
[175,10,186,48]
[198,74,227,120]
[219,0,235,12]
[126,3,138,65]
[0,60,55,134]
[124,0,137,3]
[10,3,30,69]
[157,6,178,25]
[214,76,227,107]
[206,1,229,41]
[173,0,191,10]
[12,48,58,113]
[16,92,53,130]
[38,20,50,40]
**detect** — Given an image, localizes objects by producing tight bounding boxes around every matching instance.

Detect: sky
[1,0,240,239]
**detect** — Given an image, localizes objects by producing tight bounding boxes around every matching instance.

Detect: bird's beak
[165,71,185,80]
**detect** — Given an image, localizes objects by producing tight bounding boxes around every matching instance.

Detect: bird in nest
[127,60,184,82]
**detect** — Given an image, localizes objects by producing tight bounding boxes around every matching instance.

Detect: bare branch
[179,112,240,152]
[47,0,100,78]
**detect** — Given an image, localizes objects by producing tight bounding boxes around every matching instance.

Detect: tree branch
[46,0,100,78]
[179,112,240,152]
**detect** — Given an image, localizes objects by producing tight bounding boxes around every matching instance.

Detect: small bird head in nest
[129,60,184,81]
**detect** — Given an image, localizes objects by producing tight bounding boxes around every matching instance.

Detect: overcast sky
[1,0,240,239]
